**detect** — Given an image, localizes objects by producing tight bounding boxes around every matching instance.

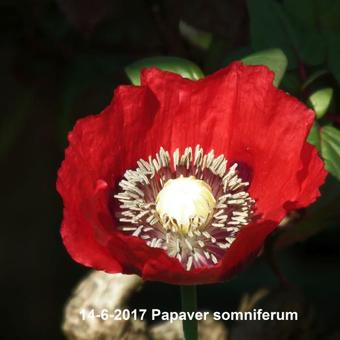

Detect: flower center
[156,176,216,234]
[114,145,255,271]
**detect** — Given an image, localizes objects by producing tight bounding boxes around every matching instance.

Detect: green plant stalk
[180,285,198,340]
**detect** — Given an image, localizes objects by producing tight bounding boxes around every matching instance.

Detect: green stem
[180,285,198,340]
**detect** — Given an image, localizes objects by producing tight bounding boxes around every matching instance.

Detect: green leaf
[308,122,321,151]
[242,48,288,87]
[307,124,340,180]
[125,57,204,85]
[179,21,212,50]
[320,125,340,180]
[247,0,298,68]
[308,88,333,119]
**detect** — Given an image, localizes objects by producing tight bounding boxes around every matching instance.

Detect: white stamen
[186,256,193,271]
[211,254,218,264]
[114,145,254,271]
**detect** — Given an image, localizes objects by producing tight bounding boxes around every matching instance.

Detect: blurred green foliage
[125,56,204,85]
[241,48,287,86]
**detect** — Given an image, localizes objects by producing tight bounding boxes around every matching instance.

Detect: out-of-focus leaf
[283,0,326,66]
[247,0,298,68]
[318,0,340,31]
[307,122,321,151]
[308,88,333,119]
[179,20,212,50]
[286,0,340,83]
[326,32,340,84]
[294,31,325,66]
[320,125,340,180]
[302,69,329,90]
[284,0,316,29]
[125,57,204,85]
[242,48,288,87]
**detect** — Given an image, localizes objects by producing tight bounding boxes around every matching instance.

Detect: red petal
[135,63,327,283]
[57,86,160,272]
[141,63,327,222]
[58,62,327,284]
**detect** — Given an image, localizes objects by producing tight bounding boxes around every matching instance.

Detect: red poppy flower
[57,61,327,285]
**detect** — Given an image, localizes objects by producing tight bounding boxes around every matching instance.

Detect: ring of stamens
[114,145,254,271]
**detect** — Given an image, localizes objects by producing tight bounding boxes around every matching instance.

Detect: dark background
[1,1,340,339]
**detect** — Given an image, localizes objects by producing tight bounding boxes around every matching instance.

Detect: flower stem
[180,285,198,340]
